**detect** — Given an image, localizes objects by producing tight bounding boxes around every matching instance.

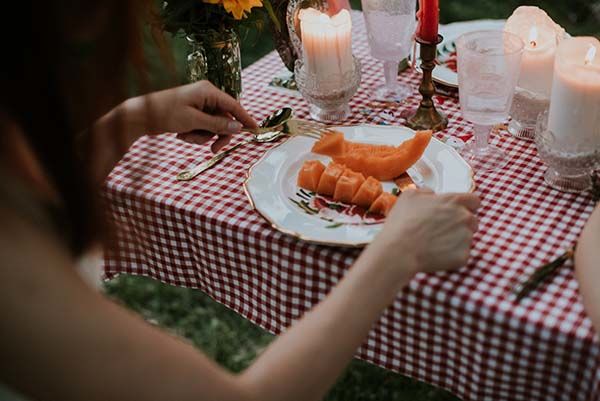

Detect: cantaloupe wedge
[316,162,346,196]
[351,177,383,208]
[297,160,326,192]
[369,192,397,217]
[333,169,366,204]
[312,130,433,181]
[311,131,347,157]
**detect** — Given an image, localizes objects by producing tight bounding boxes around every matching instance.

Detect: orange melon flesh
[333,131,432,181]
[369,192,398,217]
[333,169,366,203]
[316,162,346,196]
[346,142,397,156]
[297,160,326,192]
[351,177,383,208]
[311,131,347,157]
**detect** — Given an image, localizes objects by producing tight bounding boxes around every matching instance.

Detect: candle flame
[528,26,538,48]
[584,45,596,66]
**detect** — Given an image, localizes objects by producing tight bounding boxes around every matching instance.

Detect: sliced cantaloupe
[312,130,433,181]
[316,162,346,196]
[333,169,366,204]
[369,192,398,217]
[296,160,393,213]
[297,160,326,192]
[311,131,347,157]
[333,131,432,181]
[351,176,383,208]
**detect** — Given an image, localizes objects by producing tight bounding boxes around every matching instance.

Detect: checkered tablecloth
[103,12,600,401]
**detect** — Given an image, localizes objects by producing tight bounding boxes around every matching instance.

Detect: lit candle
[299,8,354,87]
[505,6,565,97]
[547,37,600,147]
[417,0,439,43]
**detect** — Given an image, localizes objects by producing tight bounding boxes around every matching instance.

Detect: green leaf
[325,222,344,229]
[327,203,345,211]
[262,0,281,32]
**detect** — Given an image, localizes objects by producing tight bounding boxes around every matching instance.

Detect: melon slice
[333,131,432,181]
[297,160,326,192]
[333,169,366,203]
[351,176,383,208]
[316,162,346,196]
[369,192,398,217]
[311,131,347,157]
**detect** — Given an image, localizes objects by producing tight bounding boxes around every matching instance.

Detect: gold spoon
[176,108,294,181]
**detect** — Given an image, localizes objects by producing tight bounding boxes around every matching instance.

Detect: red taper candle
[417,0,439,43]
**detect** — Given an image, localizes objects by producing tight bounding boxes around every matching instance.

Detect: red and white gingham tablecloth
[103,12,600,401]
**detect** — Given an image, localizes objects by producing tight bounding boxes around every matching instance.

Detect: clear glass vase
[187,29,242,99]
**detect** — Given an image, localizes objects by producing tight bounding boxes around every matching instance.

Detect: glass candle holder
[295,57,361,123]
[508,88,550,140]
[535,111,600,192]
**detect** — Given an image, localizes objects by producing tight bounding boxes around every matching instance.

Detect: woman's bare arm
[575,204,600,331]
[0,190,478,401]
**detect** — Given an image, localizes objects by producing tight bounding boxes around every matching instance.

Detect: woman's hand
[365,189,480,282]
[575,204,600,331]
[119,80,258,152]
[88,81,258,185]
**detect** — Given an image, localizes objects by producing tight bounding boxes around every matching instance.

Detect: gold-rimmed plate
[244,125,475,247]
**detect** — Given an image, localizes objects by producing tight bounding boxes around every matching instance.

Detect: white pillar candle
[517,25,558,96]
[299,8,354,87]
[505,6,564,97]
[548,37,600,148]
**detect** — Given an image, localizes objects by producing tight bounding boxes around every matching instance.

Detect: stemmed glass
[456,30,524,172]
[361,0,416,102]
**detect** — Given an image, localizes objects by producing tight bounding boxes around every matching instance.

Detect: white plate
[244,125,475,247]
[413,19,506,88]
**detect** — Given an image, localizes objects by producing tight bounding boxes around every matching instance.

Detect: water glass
[456,30,524,172]
[361,0,416,102]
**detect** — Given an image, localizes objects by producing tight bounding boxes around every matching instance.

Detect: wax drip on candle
[584,45,597,66]
[528,26,538,48]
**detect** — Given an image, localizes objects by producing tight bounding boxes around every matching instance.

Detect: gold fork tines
[285,119,335,140]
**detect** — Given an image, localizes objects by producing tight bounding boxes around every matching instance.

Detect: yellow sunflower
[222,0,263,19]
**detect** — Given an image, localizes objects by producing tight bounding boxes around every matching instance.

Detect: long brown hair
[0,0,153,253]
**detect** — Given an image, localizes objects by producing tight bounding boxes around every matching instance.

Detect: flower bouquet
[162,0,279,98]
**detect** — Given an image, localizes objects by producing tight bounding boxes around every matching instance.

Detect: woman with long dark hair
[0,1,480,400]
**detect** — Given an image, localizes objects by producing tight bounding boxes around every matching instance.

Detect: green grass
[105,275,459,400]
[108,1,600,399]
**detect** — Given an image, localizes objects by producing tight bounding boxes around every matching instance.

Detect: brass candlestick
[406,35,448,132]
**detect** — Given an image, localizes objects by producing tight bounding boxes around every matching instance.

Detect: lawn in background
[105,276,458,401]
[107,1,600,400]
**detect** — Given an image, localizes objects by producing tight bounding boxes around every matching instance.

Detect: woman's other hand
[366,189,480,283]
[575,204,600,331]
